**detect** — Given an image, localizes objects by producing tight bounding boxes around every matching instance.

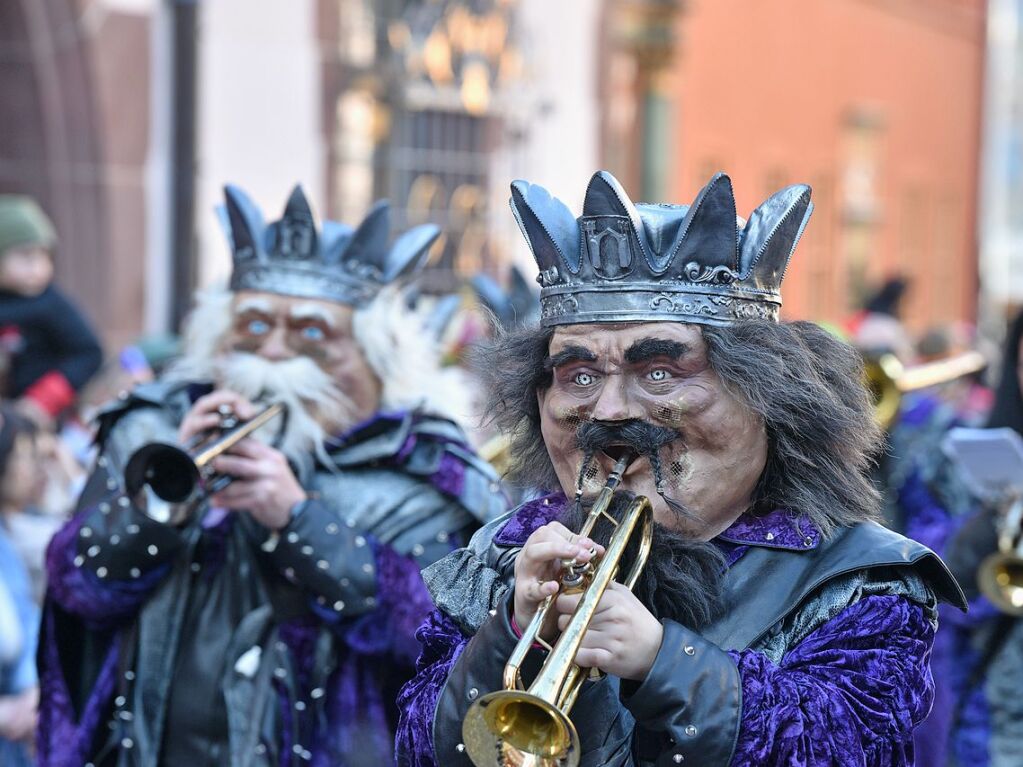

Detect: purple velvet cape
[396,496,938,767]
[37,411,475,767]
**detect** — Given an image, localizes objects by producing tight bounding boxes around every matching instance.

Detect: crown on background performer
[509,171,813,327]
[220,185,440,306]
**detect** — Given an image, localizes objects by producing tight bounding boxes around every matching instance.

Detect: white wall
[195,0,325,288]
[489,0,601,278]
[978,0,1023,329]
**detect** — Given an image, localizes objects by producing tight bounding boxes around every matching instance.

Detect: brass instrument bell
[977,494,1023,615]
[865,351,986,429]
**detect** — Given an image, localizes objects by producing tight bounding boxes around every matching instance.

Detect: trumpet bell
[978,552,1023,615]
[124,442,202,503]
[463,689,580,767]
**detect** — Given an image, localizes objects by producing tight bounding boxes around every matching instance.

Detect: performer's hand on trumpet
[178,389,306,531]
[513,520,663,682]
[177,389,259,443]
[513,521,602,642]
[554,581,662,681]
[210,440,306,531]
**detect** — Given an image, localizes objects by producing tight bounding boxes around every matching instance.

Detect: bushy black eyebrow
[624,338,689,363]
[544,344,598,371]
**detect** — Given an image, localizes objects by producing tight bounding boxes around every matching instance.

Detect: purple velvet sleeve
[395,610,470,767]
[313,542,439,666]
[45,511,168,625]
[728,595,936,767]
[36,607,121,767]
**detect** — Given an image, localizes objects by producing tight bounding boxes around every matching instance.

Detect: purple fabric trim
[308,541,439,765]
[953,656,991,767]
[899,469,959,556]
[727,594,935,767]
[279,618,319,690]
[344,542,436,664]
[273,678,296,767]
[314,650,394,767]
[493,494,566,546]
[430,452,466,498]
[333,409,408,446]
[45,511,167,624]
[913,601,991,767]
[717,507,821,550]
[395,610,470,767]
[491,495,819,553]
[36,606,121,767]
[897,464,998,765]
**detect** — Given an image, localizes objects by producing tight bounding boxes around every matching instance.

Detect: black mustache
[575,419,680,458]
[574,419,695,523]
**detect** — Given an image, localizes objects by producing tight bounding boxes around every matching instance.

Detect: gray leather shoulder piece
[749,564,939,665]
[328,411,507,525]
[99,392,192,479]
[421,510,519,634]
[94,381,193,454]
[329,412,415,466]
[704,521,967,652]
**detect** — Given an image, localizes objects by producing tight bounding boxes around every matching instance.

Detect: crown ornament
[220,184,440,306]
[509,171,813,327]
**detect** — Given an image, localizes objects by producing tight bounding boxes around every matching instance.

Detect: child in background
[0,196,102,426]
[0,407,62,603]
[0,409,39,766]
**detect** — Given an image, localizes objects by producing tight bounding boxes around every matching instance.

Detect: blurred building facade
[600,0,987,332]
[0,0,601,347]
[0,0,1000,348]
[0,0,158,350]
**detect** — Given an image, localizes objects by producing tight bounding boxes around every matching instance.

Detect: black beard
[559,492,725,630]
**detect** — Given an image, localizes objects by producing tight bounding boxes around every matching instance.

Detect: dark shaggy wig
[701,321,883,536]
[473,319,883,538]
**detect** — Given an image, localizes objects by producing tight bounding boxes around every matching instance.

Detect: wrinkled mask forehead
[543,321,712,430]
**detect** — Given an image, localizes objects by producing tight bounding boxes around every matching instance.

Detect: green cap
[0,195,56,255]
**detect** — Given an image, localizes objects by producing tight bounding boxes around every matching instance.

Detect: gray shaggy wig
[475,320,882,538]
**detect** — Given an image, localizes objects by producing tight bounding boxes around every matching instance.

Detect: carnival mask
[537,321,768,540]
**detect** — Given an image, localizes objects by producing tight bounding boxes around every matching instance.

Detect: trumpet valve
[560,553,596,591]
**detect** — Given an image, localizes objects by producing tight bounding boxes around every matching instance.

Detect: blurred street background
[4,3,1023,763]
[1,0,1019,347]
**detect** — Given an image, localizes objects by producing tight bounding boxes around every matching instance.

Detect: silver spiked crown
[509,171,813,327]
[220,184,440,306]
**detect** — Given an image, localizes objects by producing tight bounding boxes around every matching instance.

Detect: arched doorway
[0,0,111,336]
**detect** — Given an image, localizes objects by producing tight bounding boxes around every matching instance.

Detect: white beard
[170,350,357,468]
[166,285,475,464]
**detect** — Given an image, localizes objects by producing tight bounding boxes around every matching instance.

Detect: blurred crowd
[0,188,1020,766]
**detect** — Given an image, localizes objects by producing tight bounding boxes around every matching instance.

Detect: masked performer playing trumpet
[396,171,966,767]
[37,185,506,767]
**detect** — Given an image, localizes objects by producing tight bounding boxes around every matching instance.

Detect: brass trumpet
[462,455,654,767]
[124,401,286,506]
[865,351,987,429]
[977,494,1023,615]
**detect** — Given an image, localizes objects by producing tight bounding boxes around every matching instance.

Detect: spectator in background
[0,196,102,426]
[0,405,62,603]
[849,275,917,363]
[0,411,39,767]
[901,308,1023,766]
